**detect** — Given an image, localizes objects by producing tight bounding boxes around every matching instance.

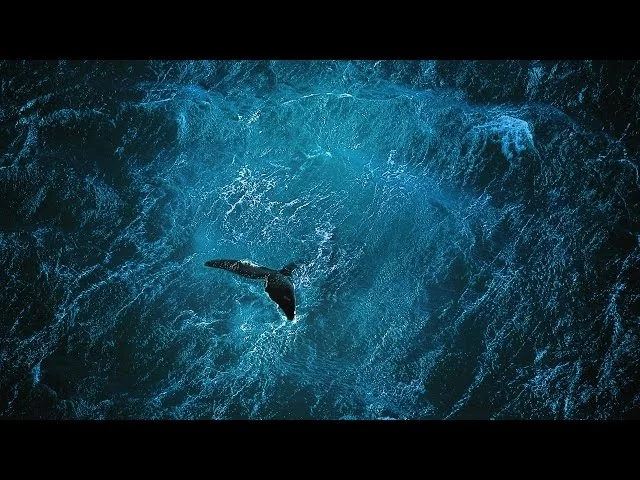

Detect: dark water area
[1,60,639,419]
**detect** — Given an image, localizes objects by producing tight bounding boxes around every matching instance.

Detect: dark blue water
[1,60,639,419]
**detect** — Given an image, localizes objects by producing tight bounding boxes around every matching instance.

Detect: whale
[204,259,297,320]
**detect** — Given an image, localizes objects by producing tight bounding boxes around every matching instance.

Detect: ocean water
[1,60,639,419]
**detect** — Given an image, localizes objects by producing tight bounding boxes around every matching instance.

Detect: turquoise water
[1,61,638,419]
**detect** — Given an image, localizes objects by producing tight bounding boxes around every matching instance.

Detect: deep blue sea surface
[1,60,639,419]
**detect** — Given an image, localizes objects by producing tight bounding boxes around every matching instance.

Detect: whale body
[204,259,297,320]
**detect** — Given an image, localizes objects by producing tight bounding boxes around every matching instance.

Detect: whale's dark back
[204,259,297,320]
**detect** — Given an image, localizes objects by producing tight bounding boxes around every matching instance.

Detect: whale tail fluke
[265,277,296,320]
[204,258,297,320]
